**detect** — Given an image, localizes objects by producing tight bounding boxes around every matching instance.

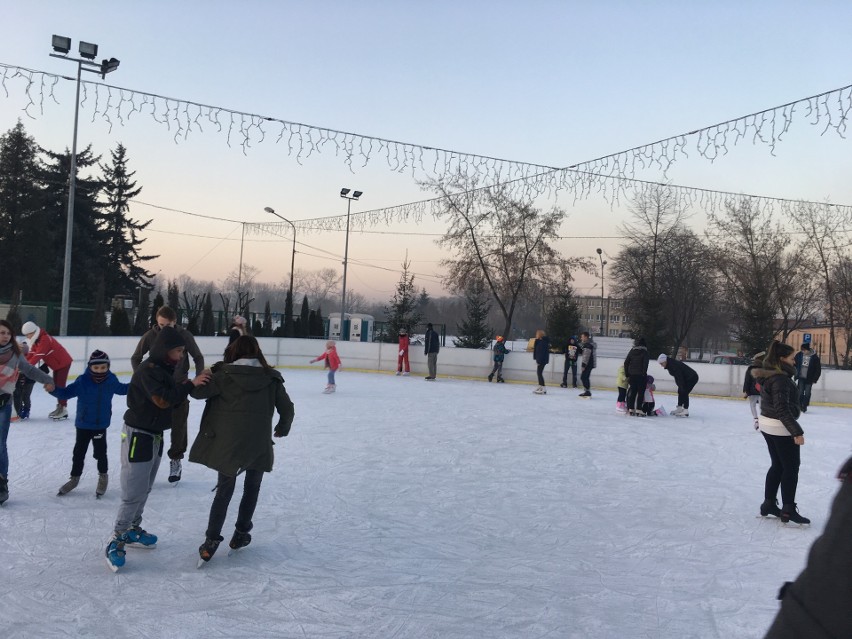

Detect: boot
[51,405,69,420]
[229,529,252,550]
[760,498,781,517]
[199,535,224,563]
[0,474,8,505]
[780,503,810,525]
[487,373,494,382]
[57,475,80,496]
[96,473,109,497]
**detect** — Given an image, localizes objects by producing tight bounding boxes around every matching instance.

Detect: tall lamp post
[263,207,297,330]
[338,188,362,340]
[49,35,120,336]
[596,248,607,336]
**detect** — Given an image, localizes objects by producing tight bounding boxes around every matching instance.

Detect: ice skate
[197,535,224,567]
[105,534,126,572]
[228,529,252,555]
[753,418,759,430]
[496,377,505,383]
[780,503,810,525]
[57,475,80,496]
[50,405,68,421]
[123,527,158,549]
[488,374,494,382]
[759,498,781,518]
[395,371,402,376]
[168,459,182,483]
[96,473,108,498]
[578,390,591,398]
[559,382,567,388]
[533,386,546,395]
[674,408,689,418]
[0,474,8,505]
[402,372,409,376]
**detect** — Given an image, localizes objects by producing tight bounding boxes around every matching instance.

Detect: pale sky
[2,1,852,301]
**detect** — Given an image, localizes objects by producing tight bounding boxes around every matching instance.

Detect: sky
[4,366,850,637]
[2,1,852,302]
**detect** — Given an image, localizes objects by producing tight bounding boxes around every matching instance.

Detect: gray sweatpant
[113,424,164,535]
[427,353,438,378]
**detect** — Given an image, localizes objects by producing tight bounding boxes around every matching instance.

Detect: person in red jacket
[310,341,341,394]
[396,328,410,376]
[22,321,73,420]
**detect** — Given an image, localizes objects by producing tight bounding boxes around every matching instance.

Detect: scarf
[0,343,20,395]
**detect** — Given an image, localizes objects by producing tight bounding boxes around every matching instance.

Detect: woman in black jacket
[624,337,649,416]
[532,330,550,395]
[752,340,809,525]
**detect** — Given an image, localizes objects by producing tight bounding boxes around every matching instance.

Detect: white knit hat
[21,321,38,335]
[657,353,668,363]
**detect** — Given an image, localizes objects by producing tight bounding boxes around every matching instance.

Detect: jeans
[562,360,578,386]
[536,363,546,386]
[71,428,108,476]
[327,369,336,385]
[797,380,813,410]
[762,432,801,505]
[0,403,11,477]
[206,469,264,539]
[580,365,592,391]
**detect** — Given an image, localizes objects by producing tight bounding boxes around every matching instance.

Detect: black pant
[206,469,264,539]
[536,363,546,386]
[677,378,698,409]
[13,378,34,416]
[797,380,813,410]
[626,374,647,412]
[562,359,578,386]
[762,432,801,505]
[580,365,592,391]
[71,428,108,476]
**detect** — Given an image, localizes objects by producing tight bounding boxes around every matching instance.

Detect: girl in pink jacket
[310,341,341,394]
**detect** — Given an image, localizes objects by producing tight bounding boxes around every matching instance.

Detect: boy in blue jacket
[50,350,128,497]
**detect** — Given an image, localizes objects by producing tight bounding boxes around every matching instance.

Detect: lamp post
[49,35,120,336]
[596,248,607,336]
[338,188,362,340]
[263,206,296,330]
[236,222,246,313]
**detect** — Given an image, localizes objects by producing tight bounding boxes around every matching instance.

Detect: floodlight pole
[339,189,361,340]
[263,207,296,304]
[597,248,607,336]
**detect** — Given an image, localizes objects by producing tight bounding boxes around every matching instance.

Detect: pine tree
[201,292,215,336]
[283,289,295,337]
[299,295,310,338]
[167,280,180,318]
[150,291,164,326]
[312,305,325,337]
[263,300,272,337]
[545,291,581,351]
[384,260,422,342]
[454,280,492,349]
[133,287,151,335]
[98,143,154,299]
[90,276,109,336]
[110,304,132,336]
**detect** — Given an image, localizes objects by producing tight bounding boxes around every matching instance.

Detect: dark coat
[763,457,852,638]
[743,365,761,396]
[50,370,128,430]
[624,346,650,377]
[131,324,205,383]
[663,358,698,389]
[189,362,294,476]
[492,341,508,363]
[424,328,440,355]
[794,351,822,384]
[753,363,803,437]
[533,336,551,365]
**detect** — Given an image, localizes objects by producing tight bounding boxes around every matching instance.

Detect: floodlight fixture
[100,57,120,78]
[340,188,351,196]
[78,41,98,60]
[352,190,363,199]
[263,206,275,214]
[52,35,71,54]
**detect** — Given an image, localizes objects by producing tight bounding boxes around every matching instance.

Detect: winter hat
[159,325,186,351]
[233,315,246,326]
[496,335,504,342]
[801,342,811,351]
[21,321,38,335]
[88,350,110,367]
[657,353,668,363]
[646,375,655,384]
[399,328,408,335]
[752,351,766,365]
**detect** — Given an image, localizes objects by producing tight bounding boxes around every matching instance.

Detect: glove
[274,420,292,438]
[399,350,405,357]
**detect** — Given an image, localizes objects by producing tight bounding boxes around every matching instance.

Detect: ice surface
[1,369,848,638]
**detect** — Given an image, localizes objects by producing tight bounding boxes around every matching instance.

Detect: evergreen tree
[283,289,295,337]
[312,305,325,337]
[133,287,151,335]
[454,280,492,349]
[263,300,272,337]
[39,144,105,304]
[109,304,132,336]
[201,292,215,336]
[98,143,154,299]
[299,295,310,338]
[0,121,44,300]
[545,291,581,351]
[167,280,180,319]
[150,291,164,326]
[384,260,422,342]
[308,310,317,338]
[5,291,22,333]
[90,276,109,336]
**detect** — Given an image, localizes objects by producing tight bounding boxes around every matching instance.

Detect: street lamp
[338,188,363,340]
[49,36,120,335]
[596,248,607,336]
[263,206,297,329]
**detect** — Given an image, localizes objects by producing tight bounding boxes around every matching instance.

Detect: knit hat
[233,315,246,326]
[657,353,668,363]
[160,325,185,351]
[801,342,811,351]
[22,321,38,335]
[496,335,504,342]
[88,350,110,367]
[646,375,654,384]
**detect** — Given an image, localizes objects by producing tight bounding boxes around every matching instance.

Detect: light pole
[338,188,362,340]
[237,222,245,313]
[49,35,120,336]
[596,248,607,336]
[263,207,296,330]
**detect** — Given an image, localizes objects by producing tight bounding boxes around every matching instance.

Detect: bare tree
[427,176,589,337]
[294,268,341,311]
[832,256,852,366]
[771,250,820,341]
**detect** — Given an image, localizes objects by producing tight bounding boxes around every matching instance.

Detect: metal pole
[339,198,352,340]
[59,60,82,336]
[237,222,245,311]
[600,261,606,336]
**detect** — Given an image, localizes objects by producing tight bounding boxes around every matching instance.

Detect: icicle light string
[2,61,851,202]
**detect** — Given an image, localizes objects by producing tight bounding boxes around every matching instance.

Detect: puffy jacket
[493,341,508,363]
[50,370,128,430]
[398,334,410,353]
[312,348,341,371]
[624,346,649,376]
[581,340,596,369]
[753,363,803,437]
[25,330,72,372]
[743,365,761,396]
[533,336,550,365]
[189,361,295,476]
[425,329,440,355]
[794,351,822,384]
[664,358,698,389]
[616,366,627,389]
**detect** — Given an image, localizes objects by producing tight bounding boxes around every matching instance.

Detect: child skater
[50,350,129,497]
[310,341,341,393]
[615,364,628,413]
[743,351,764,430]
[396,328,410,376]
[642,375,657,416]
[488,335,508,383]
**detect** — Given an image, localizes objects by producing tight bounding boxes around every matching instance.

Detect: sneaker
[559,382,567,388]
[105,534,126,571]
[57,475,80,496]
[671,406,684,416]
[395,371,402,376]
[578,390,591,398]
[51,406,69,420]
[760,499,781,518]
[123,527,158,548]
[402,372,409,376]
[198,535,224,563]
[229,529,252,550]
[96,473,109,497]
[168,459,182,483]
[780,503,810,525]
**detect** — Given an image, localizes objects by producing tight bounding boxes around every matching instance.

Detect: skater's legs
[536,363,545,387]
[797,380,813,410]
[748,396,760,420]
[327,369,336,385]
[0,403,11,477]
[427,353,438,378]
[70,428,95,477]
[91,430,108,474]
[616,387,627,402]
[762,432,800,503]
[114,425,163,534]
[580,366,592,391]
[206,472,237,539]
[570,362,578,387]
[167,399,189,461]
[626,374,646,412]
[52,365,71,406]
[234,469,264,533]
[679,378,698,409]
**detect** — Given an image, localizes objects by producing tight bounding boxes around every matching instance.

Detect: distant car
[710,355,749,365]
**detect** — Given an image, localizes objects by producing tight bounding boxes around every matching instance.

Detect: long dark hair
[762,340,795,371]
[0,319,21,356]
[224,335,271,369]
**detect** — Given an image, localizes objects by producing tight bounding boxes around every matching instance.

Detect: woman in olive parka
[190,335,295,563]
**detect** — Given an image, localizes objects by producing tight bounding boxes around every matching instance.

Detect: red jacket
[313,348,341,371]
[26,330,73,371]
[398,335,410,352]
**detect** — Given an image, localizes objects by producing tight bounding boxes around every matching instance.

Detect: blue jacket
[50,370,129,430]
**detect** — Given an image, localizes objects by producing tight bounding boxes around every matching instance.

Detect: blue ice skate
[105,536,126,572]
[123,527,158,548]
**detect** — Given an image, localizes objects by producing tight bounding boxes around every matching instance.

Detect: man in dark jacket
[624,337,650,415]
[657,353,699,417]
[578,332,596,397]
[793,343,821,413]
[131,305,205,482]
[424,323,440,380]
[105,326,210,571]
